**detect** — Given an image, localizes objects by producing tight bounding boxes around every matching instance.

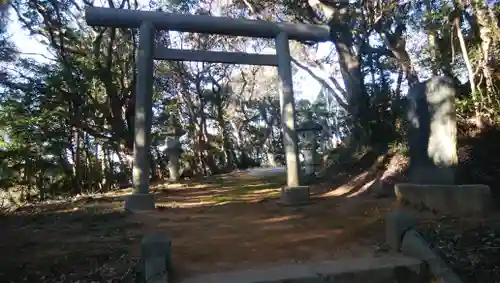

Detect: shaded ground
[141,198,393,280]
[417,214,500,283]
[0,205,143,282]
[0,171,397,283]
[456,123,500,200]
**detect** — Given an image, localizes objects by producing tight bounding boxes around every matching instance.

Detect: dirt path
[0,171,399,282]
[129,172,398,280]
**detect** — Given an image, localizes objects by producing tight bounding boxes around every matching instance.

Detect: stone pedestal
[124,193,155,212]
[406,76,457,185]
[280,186,310,205]
[395,183,491,214]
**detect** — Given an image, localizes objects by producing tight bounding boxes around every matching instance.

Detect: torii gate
[84,7,331,211]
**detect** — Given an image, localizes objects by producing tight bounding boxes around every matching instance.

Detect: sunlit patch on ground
[256,215,304,224]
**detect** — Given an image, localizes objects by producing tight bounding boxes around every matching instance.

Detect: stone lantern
[297,111,322,176]
[164,125,186,182]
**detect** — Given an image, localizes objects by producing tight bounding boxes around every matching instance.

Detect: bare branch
[290,57,348,110]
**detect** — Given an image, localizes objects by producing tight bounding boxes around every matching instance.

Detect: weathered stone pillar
[125,21,156,212]
[276,32,301,187]
[165,127,186,183]
[297,112,322,176]
[276,32,309,205]
[406,76,457,185]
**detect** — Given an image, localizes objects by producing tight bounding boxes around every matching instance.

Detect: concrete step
[179,256,428,283]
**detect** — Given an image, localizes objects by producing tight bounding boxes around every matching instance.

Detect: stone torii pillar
[84,7,331,211]
[125,21,156,212]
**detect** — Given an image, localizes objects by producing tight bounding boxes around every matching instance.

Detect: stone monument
[164,124,186,183]
[406,76,457,185]
[396,77,491,214]
[297,111,323,176]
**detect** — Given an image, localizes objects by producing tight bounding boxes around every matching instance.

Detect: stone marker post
[139,233,172,283]
[406,76,457,185]
[165,126,186,183]
[297,112,323,176]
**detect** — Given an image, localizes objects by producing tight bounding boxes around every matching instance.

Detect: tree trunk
[473,1,496,112]
[84,133,94,193]
[105,146,114,185]
[378,23,419,87]
[423,0,441,76]
[216,102,234,170]
[263,137,277,167]
[150,152,158,182]
[73,127,81,194]
[330,21,370,146]
[201,118,218,175]
[453,1,478,111]
[98,143,108,192]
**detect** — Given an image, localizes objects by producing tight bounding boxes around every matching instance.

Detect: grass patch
[208,176,285,203]
[212,195,239,203]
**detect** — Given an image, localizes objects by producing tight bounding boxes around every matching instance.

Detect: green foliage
[388,141,409,157]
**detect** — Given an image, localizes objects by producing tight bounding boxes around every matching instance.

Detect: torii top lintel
[84,6,331,42]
